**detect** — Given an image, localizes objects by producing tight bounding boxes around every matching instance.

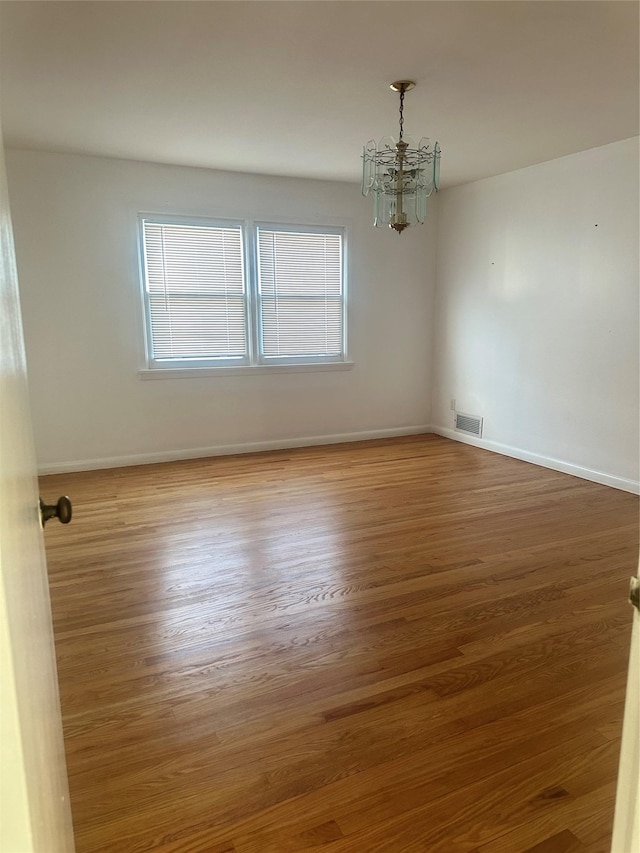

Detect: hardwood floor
[40,435,638,853]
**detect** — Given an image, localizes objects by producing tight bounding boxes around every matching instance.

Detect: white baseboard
[38,425,640,495]
[431,425,640,495]
[37,425,432,475]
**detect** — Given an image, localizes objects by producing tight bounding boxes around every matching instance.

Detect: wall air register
[455,412,483,437]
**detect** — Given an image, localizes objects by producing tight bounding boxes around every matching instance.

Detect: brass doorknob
[40,496,72,526]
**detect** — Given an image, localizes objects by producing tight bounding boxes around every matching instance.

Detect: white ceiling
[0,1,637,187]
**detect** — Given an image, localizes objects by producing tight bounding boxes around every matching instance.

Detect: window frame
[252,221,347,367]
[137,214,349,376]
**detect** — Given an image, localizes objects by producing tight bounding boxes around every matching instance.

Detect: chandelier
[362,81,441,234]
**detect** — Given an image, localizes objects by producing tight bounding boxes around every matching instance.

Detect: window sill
[138,362,355,380]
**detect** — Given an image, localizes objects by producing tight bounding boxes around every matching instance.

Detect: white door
[0,118,75,849]
[611,578,640,852]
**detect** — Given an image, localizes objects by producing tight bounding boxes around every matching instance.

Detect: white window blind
[139,217,346,371]
[142,220,247,364]
[257,228,344,360]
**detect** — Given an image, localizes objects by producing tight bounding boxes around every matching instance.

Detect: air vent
[455,412,483,437]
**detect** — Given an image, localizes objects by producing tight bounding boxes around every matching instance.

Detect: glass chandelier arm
[362,140,377,196]
[434,142,441,191]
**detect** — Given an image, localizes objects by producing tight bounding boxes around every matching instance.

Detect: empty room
[1,2,638,852]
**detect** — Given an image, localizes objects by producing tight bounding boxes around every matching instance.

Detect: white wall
[431,138,639,492]
[6,150,437,472]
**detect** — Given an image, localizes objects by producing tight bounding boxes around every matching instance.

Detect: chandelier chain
[398,86,405,141]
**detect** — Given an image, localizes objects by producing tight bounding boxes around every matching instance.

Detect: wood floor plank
[475,783,617,853]
[478,828,588,852]
[40,435,638,852]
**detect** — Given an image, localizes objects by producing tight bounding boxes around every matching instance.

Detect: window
[139,216,347,372]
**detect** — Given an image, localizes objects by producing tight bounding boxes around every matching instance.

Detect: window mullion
[244,220,260,366]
